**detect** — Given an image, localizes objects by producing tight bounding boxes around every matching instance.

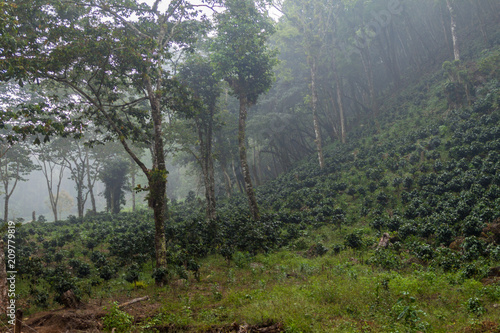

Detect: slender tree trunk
[440,4,453,56]
[52,205,58,222]
[216,130,233,198]
[76,181,84,218]
[231,160,243,193]
[446,0,460,61]
[238,95,260,220]
[332,57,346,144]
[2,163,19,223]
[271,148,279,177]
[145,77,168,280]
[205,122,216,220]
[360,46,377,117]
[252,146,260,186]
[3,181,8,223]
[131,163,136,212]
[205,158,216,220]
[309,57,325,169]
[220,163,232,198]
[256,150,263,184]
[1,167,8,222]
[86,157,97,214]
[0,240,7,315]
[473,0,488,44]
[199,124,217,220]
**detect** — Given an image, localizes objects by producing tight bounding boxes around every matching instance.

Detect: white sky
[138,0,281,20]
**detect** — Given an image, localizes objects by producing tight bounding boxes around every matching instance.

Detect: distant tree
[100,159,129,215]
[178,55,221,220]
[0,142,37,222]
[57,189,74,219]
[61,139,91,218]
[211,0,278,220]
[33,139,68,222]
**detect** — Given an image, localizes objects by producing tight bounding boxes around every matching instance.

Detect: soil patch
[22,305,105,333]
[151,321,284,333]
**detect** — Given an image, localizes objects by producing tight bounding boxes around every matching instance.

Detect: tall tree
[178,55,221,220]
[33,140,67,222]
[6,0,208,281]
[0,142,37,222]
[211,0,277,220]
[100,159,129,214]
[278,0,345,166]
[62,139,91,218]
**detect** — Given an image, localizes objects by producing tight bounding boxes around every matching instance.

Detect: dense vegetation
[1,0,500,331]
[3,46,500,331]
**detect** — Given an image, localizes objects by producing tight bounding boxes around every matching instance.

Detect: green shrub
[30,288,49,308]
[306,243,329,257]
[465,297,486,317]
[124,263,140,284]
[99,265,116,281]
[462,236,486,261]
[391,292,429,331]
[344,230,364,250]
[152,267,170,285]
[102,302,134,332]
[369,249,401,270]
[433,247,460,272]
[233,251,252,268]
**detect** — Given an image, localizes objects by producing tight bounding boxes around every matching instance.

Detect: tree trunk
[149,174,167,272]
[446,0,460,61]
[360,45,377,117]
[199,119,217,221]
[238,95,260,221]
[309,57,325,169]
[474,0,488,45]
[2,172,8,223]
[256,150,263,184]
[220,163,232,198]
[0,240,7,315]
[202,159,217,220]
[86,158,97,214]
[232,160,244,194]
[206,162,217,220]
[145,77,168,281]
[201,145,217,221]
[440,3,453,56]
[252,146,261,186]
[4,191,8,224]
[77,183,84,218]
[332,56,346,144]
[131,163,136,212]
[2,163,20,223]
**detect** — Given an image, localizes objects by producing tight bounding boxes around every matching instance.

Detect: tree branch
[45,75,151,178]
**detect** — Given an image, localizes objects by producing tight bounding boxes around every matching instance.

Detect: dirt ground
[0,298,283,333]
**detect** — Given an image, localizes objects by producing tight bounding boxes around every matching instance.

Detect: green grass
[117,237,500,332]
